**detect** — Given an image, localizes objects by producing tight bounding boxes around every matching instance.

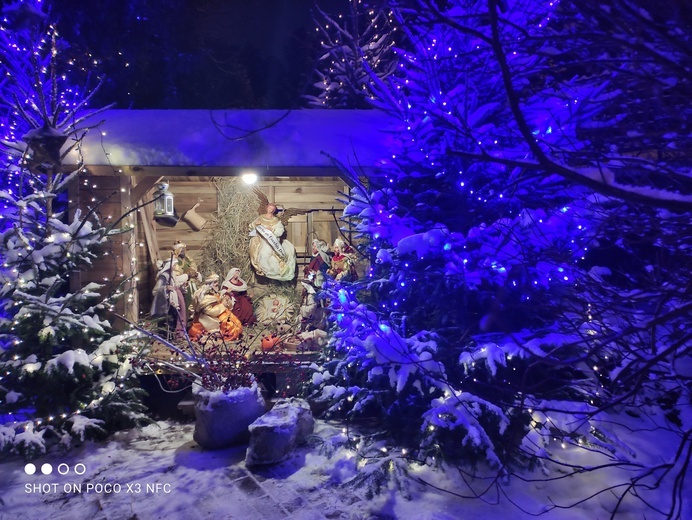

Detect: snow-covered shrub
[0,1,148,458]
[12,424,46,460]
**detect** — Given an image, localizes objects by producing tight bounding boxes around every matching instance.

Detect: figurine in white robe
[248,193,303,281]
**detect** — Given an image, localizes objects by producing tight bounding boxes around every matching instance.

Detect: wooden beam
[81,165,351,178]
[131,175,163,205]
[139,193,160,266]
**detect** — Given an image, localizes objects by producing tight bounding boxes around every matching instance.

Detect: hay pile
[198,177,255,283]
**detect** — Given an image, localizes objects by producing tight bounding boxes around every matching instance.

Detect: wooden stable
[67,109,395,322]
[135,175,350,314]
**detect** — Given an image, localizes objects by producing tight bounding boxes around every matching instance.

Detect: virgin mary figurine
[221,268,256,325]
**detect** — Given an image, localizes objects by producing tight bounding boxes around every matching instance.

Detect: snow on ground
[0,413,688,519]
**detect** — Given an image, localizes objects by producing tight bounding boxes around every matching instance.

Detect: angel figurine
[248,188,306,281]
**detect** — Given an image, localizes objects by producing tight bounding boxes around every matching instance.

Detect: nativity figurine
[172,240,202,312]
[300,238,331,331]
[221,267,256,326]
[303,237,331,290]
[188,273,243,342]
[248,188,306,282]
[150,256,188,333]
[327,238,358,282]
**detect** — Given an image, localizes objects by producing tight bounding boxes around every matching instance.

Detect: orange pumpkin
[260,333,282,351]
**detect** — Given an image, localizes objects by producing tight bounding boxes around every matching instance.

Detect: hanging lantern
[153,181,179,227]
[153,181,174,216]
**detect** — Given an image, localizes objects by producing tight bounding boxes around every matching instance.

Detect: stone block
[245,398,314,466]
[193,385,266,450]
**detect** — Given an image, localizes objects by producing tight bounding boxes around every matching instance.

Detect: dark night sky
[6,0,348,109]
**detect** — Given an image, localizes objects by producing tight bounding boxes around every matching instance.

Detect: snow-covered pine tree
[306,0,399,108]
[311,0,691,515]
[0,1,147,458]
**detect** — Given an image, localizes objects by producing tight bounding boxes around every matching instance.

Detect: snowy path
[0,419,683,519]
[0,421,431,520]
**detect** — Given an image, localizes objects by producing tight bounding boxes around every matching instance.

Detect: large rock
[245,398,314,466]
[193,384,266,450]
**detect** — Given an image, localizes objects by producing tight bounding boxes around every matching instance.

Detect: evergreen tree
[0,1,147,458]
[312,0,691,515]
[306,0,399,108]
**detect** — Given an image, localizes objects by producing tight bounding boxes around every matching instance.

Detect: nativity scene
[142,178,354,394]
[1,1,688,515]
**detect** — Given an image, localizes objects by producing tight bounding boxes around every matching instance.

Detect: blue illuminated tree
[312,0,691,515]
[0,1,147,458]
[306,0,399,108]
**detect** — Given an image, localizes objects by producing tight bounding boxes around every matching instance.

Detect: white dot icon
[41,463,53,475]
[24,463,37,475]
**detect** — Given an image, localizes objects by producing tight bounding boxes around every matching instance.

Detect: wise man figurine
[303,238,331,290]
[327,238,358,282]
[171,240,202,313]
